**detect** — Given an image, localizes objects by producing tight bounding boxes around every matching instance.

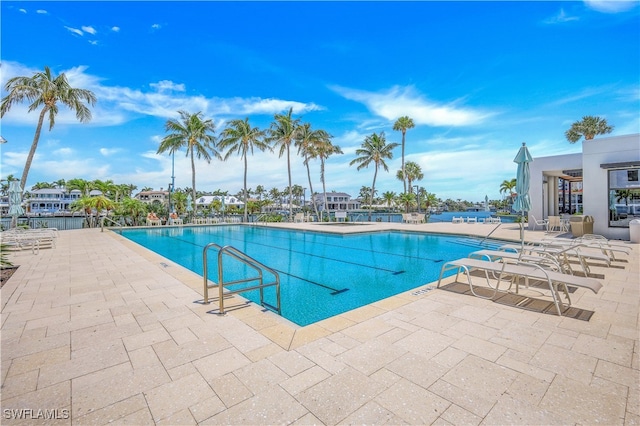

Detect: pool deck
[1,222,638,425]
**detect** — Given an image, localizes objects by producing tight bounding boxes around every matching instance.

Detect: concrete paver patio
[1,222,638,425]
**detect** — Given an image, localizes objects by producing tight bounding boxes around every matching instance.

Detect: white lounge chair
[452,216,464,224]
[436,257,603,316]
[529,215,548,231]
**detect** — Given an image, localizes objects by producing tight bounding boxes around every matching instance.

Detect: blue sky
[1,1,638,202]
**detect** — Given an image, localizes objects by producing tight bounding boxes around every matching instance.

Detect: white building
[195,195,244,210]
[134,190,169,207]
[313,192,361,212]
[26,188,101,215]
[529,133,640,240]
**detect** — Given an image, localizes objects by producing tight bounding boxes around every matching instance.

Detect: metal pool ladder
[202,243,281,315]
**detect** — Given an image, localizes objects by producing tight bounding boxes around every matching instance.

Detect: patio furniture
[335,211,347,222]
[529,215,548,231]
[436,257,603,316]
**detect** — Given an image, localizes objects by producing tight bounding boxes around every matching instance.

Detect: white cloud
[36,9,47,14]
[19,8,26,13]
[584,0,638,13]
[150,80,186,93]
[543,8,580,24]
[331,85,494,127]
[64,26,83,36]
[100,148,121,156]
[151,23,162,30]
[111,26,120,32]
[1,61,324,128]
[82,26,97,35]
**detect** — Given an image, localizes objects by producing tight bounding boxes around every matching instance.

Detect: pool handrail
[202,242,281,316]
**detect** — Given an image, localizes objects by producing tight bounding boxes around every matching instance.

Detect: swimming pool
[121,225,501,326]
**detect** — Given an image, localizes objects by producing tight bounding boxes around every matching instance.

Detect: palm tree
[398,192,416,213]
[295,122,329,219]
[120,197,147,226]
[393,116,415,193]
[31,182,55,190]
[219,118,270,222]
[396,161,424,197]
[350,132,399,221]
[565,116,614,143]
[269,108,300,219]
[67,178,95,197]
[158,111,220,211]
[499,178,517,209]
[315,137,343,220]
[382,191,396,222]
[1,66,97,193]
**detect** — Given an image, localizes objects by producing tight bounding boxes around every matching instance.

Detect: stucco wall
[582,134,640,241]
[529,133,640,241]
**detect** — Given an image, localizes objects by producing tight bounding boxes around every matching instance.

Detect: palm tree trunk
[401,130,406,194]
[321,159,329,221]
[20,106,49,193]
[190,148,197,220]
[243,154,248,222]
[286,145,293,220]
[370,167,378,222]
[304,154,319,219]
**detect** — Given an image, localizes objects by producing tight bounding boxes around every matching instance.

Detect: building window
[608,168,640,228]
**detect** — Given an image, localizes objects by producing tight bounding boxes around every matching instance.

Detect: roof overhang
[600,161,640,170]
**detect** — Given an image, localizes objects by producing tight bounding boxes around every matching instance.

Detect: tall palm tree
[269,107,300,219]
[565,116,613,143]
[1,66,97,193]
[295,122,329,219]
[219,118,270,222]
[315,137,343,220]
[393,116,415,193]
[158,111,220,211]
[350,132,399,221]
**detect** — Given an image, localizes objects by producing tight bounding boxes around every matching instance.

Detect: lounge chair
[293,213,305,223]
[529,215,548,231]
[466,217,477,224]
[452,216,464,224]
[436,257,603,315]
[335,211,347,222]
[499,242,611,277]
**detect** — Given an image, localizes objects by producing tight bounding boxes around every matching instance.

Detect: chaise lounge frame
[436,258,603,316]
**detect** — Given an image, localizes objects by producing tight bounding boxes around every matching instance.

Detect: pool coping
[108,221,551,351]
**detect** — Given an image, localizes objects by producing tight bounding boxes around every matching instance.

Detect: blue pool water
[121,226,501,326]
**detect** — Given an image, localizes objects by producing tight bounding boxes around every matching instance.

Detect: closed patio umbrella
[512,143,533,245]
[8,180,24,229]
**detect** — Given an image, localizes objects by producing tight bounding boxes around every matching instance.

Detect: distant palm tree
[393,116,415,194]
[1,66,97,193]
[499,178,517,208]
[219,118,270,222]
[158,111,220,212]
[31,182,55,190]
[269,108,301,219]
[350,132,399,221]
[67,178,95,197]
[398,192,416,213]
[396,161,424,197]
[315,136,343,220]
[382,191,396,222]
[565,116,613,143]
[295,122,329,219]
